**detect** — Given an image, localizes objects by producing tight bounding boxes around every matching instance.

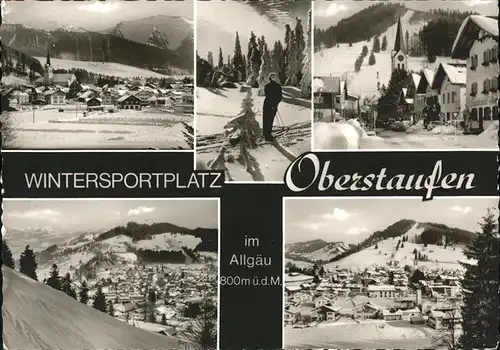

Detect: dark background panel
[220,184,284,349]
[285,151,498,197]
[1,151,223,198]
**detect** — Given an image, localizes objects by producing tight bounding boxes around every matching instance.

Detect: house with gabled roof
[431,63,467,122]
[451,15,499,131]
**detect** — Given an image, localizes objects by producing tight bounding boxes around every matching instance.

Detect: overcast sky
[285,197,498,244]
[3,0,193,30]
[314,0,498,29]
[3,199,218,232]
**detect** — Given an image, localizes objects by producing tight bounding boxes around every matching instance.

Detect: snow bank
[314,119,366,150]
[406,120,426,133]
[480,121,499,140]
[2,267,183,349]
[431,125,460,135]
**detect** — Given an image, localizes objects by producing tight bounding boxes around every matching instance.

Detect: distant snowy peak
[58,24,87,33]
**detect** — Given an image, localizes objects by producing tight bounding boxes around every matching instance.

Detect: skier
[262,72,282,141]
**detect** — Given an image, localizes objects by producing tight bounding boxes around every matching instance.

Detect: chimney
[416,289,422,306]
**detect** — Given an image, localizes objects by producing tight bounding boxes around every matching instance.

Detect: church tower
[43,48,53,86]
[391,17,408,72]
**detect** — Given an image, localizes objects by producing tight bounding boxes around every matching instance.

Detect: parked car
[390,120,406,132]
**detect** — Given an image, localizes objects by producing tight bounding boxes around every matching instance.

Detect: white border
[1,150,193,153]
[310,0,316,158]
[2,196,221,350]
[193,0,199,170]
[281,195,499,348]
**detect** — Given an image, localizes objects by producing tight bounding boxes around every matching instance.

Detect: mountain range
[286,219,475,265]
[0,15,194,75]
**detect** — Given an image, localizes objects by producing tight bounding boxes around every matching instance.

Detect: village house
[427,309,462,330]
[284,307,300,325]
[431,63,467,122]
[9,89,30,105]
[86,97,103,111]
[117,95,143,110]
[44,89,66,105]
[416,68,438,106]
[316,305,338,321]
[100,91,116,106]
[451,15,499,131]
[367,285,398,298]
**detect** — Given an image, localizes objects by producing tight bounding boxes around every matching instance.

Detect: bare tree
[437,308,461,350]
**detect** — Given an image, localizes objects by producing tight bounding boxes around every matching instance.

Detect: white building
[451,15,499,131]
[367,285,397,298]
[431,63,467,122]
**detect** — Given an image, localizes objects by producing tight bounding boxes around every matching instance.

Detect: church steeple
[45,48,51,68]
[393,17,406,54]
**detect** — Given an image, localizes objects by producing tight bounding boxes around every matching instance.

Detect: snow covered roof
[411,73,421,90]
[431,63,467,91]
[314,76,341,93]
[416,68,435,93]
[452,15,499,59]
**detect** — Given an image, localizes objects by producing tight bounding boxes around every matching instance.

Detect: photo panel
[2,198,219,350]
[0,0,194,150]
[195,0,313,182]
[312,0,498,150]
[283,196,499,349]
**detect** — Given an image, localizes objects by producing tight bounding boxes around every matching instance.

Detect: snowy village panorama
[284,197,499,349]
[313,0,498,150]
[2,199,219,349]
[0,0,194,149]
[195,0,312,182]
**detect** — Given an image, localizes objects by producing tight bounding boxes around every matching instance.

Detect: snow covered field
[196,85,311,181]
[135,233,202,251]
[285,320,439,349]
[32,57,178,79]
[7,106,192,149]
[327,238,472,271]
[2,266,186,349]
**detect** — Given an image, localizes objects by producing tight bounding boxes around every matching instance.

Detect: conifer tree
[207,51,214,68]
[161,313,168,325]
[294,17,306,77]
[61,272,77,299]
[108,302,115,317]
[459,209,499,348]
[2,238,15,269]
[258,42,271,96]
[93,285,107,313]
[285,31,298,86]
[79,281,90,305]
[369,52,376,65]
[232,31,244,78]
[46,263,62,291]
[372,35,381,53]
[300,9,312,98]
[217,47,224,69]
[381,35,388,51]
[19,245,38,281]
[361,45,369,58]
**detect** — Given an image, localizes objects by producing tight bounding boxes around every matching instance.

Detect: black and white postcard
[284,197,498,349]
[196,0,312,182]
[2,199,219,349]
[313,0,498,150]
[0,0,194,149]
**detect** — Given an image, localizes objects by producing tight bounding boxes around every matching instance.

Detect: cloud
[464,0,493,7]
[78,1,121,13]
[346,226,368,235]
[127,206,156,216]
[322,208,352,221]
[8,209,61,223]
[318,3,348,17]
[296,221,323,231]
[450,206,472,214]
[1,0,11,16]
